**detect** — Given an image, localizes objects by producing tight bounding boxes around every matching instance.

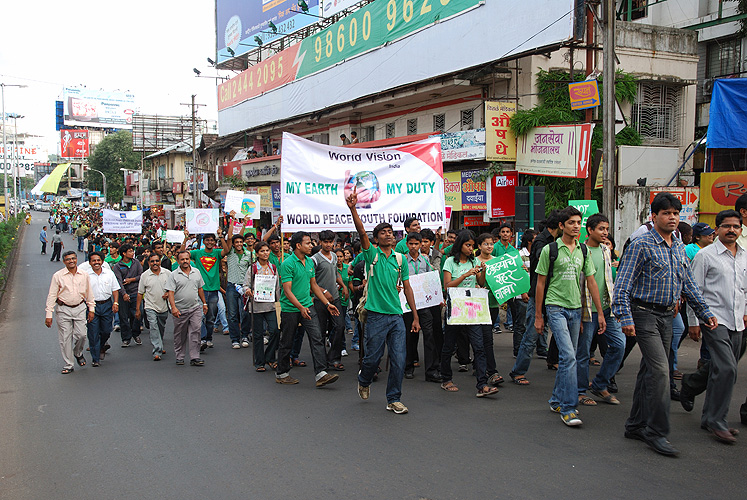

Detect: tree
[86,131,140,203]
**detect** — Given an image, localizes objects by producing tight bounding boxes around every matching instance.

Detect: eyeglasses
[718,224,742,230]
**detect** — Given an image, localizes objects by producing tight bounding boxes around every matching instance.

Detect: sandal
[511,375,530,386]
[75,355,86,367]
[589,358,600,366]
[292,359,307,367]
[440,381,459,392]
[487,374,505,386]
[547,364,558,370]
[331,363,345,371]
[268,362,278,369]
[61,367,74,375]
[578,395,597,406]
[476,386,499,398]
[256,366,266,372]
[590,388,621,405]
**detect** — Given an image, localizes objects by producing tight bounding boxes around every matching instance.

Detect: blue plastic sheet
[708,78,747,148]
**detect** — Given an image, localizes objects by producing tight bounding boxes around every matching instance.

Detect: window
[460,109,474,130]
[361,126,375,142]
[407,118,418,135]
[433,113,445,132]
[621,0,647,21]
[386,122,396,138]
[632,82,682,145]
[707,38,742,78]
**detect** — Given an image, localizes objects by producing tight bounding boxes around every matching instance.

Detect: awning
[40,163,72,194]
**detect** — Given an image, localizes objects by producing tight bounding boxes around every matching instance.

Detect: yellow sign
[568,80,600,111]
[485,101,517,161]
[443,171,462,211]
[699,171,747,227]
[594,154,604,190]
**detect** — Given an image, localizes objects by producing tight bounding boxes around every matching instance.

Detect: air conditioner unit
[703,78,714,97]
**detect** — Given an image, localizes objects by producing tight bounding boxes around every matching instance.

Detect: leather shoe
[404,372,414,379]
[711,428,737,444]
[670,388,681,402]
[680,386,695,412]
[644,435,680,456]
[624,427,647,442]
[425,374,443,383]
[607,377,618,394]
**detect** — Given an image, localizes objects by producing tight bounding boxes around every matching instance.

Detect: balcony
[158,178,174,191]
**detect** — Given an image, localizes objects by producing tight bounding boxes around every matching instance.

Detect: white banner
[280,133,446,232]
[516,123,594,178]
[164,230,185,244]
[102,210,143,234]
[399,271,444,313]
[186,209,219,234]
[225,190,261,219]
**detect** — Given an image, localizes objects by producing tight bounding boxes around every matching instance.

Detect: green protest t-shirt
[279,252,315,313]
[190,248,221,291]
[443,256,478,288]
[104,254,122,264]
[588,245,608,312]
[395,238,409,255]
[492,241,519,258]
[362,245,409,315]
[535,238,595,310]
[339,263,351,307]
[269,251,291,271]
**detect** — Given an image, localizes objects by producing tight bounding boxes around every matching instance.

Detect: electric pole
[602,0,616,232]
[181,95,205,208]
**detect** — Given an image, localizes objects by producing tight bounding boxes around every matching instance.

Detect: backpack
[355,250,403,324]
[541,240,587,316]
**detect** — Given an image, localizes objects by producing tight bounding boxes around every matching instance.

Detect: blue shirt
[40,230,47,243]
[612,228,712,328]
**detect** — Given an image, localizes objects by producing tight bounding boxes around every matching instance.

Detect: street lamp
[8,113,23,214]
[1,82,27,216]
[88,168,107,201]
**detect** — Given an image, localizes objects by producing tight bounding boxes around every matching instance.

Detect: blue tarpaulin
[708,78,747,148]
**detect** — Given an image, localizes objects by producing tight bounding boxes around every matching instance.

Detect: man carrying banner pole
[347,187,420,414]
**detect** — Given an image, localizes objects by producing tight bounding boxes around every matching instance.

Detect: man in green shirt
[535,206,605,427]
[221,214,254,349]
[347,187,420,414]
[180,230,221,351]
[394,216,421,254]
[267,234,290,270]
[275,231,340,388]
[104,243,122,265]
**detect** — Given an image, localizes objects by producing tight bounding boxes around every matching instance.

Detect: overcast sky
[1,0,223,157]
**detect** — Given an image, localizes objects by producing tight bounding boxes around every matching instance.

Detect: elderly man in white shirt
[688,209,747,444]
[84,251,120,366]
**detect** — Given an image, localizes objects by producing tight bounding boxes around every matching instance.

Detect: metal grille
[632,82,682,145]
[707,37,742,78]
[460,109,473,130]
[433,113,445,132]
[407,118,418,135]
[386,122,396,138]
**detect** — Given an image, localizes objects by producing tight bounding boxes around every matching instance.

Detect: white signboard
[399,271,444,313]
[102,210,143,234]
[225,189,261,219]
[186,209,220,234]
[0,143,46,177]
[516,123,594,178]
[280,133,446,232]
[164,230,185,244]
[434,129,486,162]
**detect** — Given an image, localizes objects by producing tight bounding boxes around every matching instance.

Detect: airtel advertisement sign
[61,129,89,158]
[489,170,518,218]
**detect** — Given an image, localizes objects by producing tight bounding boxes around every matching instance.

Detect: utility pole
[583,1,595,199]
[180,95,205,208]
[602,0,616,229]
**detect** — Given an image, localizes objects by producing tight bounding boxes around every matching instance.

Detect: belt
[56,299,85,308]
[632,299,675,313]
[95,298,112,304]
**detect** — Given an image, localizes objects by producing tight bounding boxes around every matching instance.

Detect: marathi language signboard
[446,288,492,325]
[280,132,445,232]
[485,101,517,161]
[103,210,143,234]
[568,80,600,111]
[444,172,462,211]
[484,254,530,304]
[434,129,486,162]
[489,170,518,218]
[460,169,487,210]
[399,271,444,313]
[516,123,594,178]
[60,129,89,158]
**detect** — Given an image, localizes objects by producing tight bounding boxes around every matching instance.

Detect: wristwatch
[114,302,119,305]
[325,302,331,308]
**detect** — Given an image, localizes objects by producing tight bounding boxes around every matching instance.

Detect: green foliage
[225,173,248,189]
[86,131,141,203]
[0,214,24,287]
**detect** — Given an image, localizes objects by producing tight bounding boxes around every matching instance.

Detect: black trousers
[404,308,439,378]
[51,243,62,261]
[41,241,47,254]
[314,297,344,365]
[682,331,747,395]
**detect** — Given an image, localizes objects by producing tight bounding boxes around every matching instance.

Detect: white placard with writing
[399,271,444,313]
[253,274,277,303]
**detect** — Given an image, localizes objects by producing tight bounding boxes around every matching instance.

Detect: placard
[164,230,185,244]
[225,189,261,219]
[186,209,220,234]
[102,210,142,234]
[568,200,599,243]
[484,254,530,304]
[253,274,277,303]
[399,271,444,313]
[446,288,492,325]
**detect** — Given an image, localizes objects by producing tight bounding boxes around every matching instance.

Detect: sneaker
[549,403,562,413]
[492,326,501,335]
[263,336,268,345]
[134,336,142,345]
[458,364,468,372]
[113,325,121,332]
[121,340,130,348]
[341,349,348,357]
[537,353,548,360]
[232,342,241,349]
[190,358,205,366]
[358,383,370,400]
[176,359,185,365]
[275,375,299,384]
[351,343,360,351]
[561,412,582,426]
[386,402,409,414]
[206,341,214,348]
[241,338,250,348]
[200,340,207,352]
[316,373,339,387]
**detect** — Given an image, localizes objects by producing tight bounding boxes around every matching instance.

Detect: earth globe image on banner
[241,197,258,216]
[344,170,381,209]
[195,212,212,227]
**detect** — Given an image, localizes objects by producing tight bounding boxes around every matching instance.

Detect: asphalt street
[0,214,745,500]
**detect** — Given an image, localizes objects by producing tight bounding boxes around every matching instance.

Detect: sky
[0,0,224,158]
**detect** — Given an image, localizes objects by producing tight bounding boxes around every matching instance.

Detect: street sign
[88,190,101,197]
[568,80,600,111]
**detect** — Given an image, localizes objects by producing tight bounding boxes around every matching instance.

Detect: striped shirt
[226,247,253,284]
[612,228,712,328]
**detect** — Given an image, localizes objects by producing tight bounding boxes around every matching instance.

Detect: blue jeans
[358,312,406,403]
[511,297,543,376]
[670,312,684,371]
[352,317,362,346]
[200,290,219,341]
[579,309,625,393]
[226,283,251,342]
[87,300,113,363]
[545,305,582,415]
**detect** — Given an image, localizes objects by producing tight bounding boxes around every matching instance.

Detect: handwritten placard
[399,271,444,313]
[446,288,492,325]
[253,274,277,303]
[484,254,530,304]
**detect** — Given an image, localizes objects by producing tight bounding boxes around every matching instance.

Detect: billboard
[1,144,46,177]
[61,129,89,158]
[217,0,321,64]
[516,124,594,178]
[322,0,360,18]
[485,101,517,161]
[434,129,486,162]
[63,87,135,129]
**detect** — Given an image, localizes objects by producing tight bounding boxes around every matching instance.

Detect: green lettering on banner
[295,0,482,79]
[568,200,599,243]
[484,255,530,305]
[286,182,302,194]
[386,183,402,194]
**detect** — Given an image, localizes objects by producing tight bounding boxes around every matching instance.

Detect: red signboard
[489,170,518,218]
[60,129,89,158]
[464,215,488,227]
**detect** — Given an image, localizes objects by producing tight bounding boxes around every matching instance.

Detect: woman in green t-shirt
[440,230,498,398]
[475,233,505,387]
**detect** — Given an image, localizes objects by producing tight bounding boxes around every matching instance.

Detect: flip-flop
[256,366,266,372]
[292,359,307,367]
